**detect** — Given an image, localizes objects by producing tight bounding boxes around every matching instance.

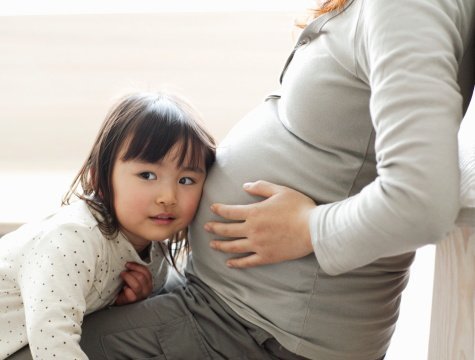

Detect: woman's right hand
[205,180,317,268]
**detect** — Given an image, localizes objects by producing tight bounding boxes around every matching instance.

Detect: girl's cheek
[189,197,202,217]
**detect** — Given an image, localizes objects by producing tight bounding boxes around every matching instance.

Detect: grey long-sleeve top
[187,0,475,359]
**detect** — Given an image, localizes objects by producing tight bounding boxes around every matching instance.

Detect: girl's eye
[139,172,157,180]
[179,177,195,185]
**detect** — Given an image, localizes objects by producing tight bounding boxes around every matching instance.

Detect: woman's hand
[114,262,153,305]
[204,180,316,268]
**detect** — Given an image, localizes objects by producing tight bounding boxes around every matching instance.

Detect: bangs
[121,99,213,170]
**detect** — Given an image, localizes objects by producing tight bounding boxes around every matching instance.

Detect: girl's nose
[155,185,177,206]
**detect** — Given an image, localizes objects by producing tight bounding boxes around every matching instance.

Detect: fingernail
[226,261,235,268]
[210,204,216,212]
[209,241,216,249]
[204,223,211,231]
[243,183,251,189]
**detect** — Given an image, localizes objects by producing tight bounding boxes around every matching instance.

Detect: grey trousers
[10,274,308,360]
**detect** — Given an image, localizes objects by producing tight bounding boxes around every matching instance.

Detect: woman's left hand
[204,180,316,268]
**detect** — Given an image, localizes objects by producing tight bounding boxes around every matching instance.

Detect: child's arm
[18,225,97,359]
[114,262,153,305]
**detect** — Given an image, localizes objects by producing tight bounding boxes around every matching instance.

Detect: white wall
[0,11,296,227]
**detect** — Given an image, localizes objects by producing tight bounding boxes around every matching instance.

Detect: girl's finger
[123,286,137,302]
[126,262,153,282]
[115,286,137,305]
[120,271,142,293]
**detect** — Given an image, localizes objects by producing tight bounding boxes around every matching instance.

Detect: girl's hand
[114,262,153,305]
[205,180,316,268]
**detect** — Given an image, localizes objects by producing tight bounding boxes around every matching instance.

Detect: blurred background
[0,1,440,358]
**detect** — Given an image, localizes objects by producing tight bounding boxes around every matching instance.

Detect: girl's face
[111,143,206,252]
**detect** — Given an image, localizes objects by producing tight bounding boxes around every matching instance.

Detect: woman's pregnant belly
[186,98,377,334]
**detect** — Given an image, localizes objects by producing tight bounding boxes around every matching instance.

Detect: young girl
[0,91,216,359]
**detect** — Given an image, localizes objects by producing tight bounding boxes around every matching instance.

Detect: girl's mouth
[150,214,176,224]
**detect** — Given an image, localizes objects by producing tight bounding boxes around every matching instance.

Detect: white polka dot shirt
[0,200,168,359]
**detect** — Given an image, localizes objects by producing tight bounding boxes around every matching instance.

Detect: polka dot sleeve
[17,224,99,360]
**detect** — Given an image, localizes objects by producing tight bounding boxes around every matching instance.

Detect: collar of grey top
[279,0,356,84]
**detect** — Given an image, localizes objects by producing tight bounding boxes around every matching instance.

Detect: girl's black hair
[63,92,216,270]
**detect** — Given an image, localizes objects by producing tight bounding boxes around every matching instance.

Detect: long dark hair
[63,92,216,269]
